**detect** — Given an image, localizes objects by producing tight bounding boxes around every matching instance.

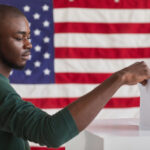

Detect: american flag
[1,0,150,149]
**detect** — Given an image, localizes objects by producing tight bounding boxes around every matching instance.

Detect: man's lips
[22,52,31,60]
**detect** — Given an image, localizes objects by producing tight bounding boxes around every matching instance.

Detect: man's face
[0,16,32,69]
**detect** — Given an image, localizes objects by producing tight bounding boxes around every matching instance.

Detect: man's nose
[23,39,32,50]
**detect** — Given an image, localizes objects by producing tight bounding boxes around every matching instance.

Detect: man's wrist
[113,70,127,86]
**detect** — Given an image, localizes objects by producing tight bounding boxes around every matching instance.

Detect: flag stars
[29,38,32,43]
[43,20,50,27]
[23,5,30,12]
[10,71,13,76]
[42,4,49,11]
[44,52,50,59]
[33,13,40,20]
[29,55,32,60]
[44,68,50,75]
[29,22,31,27]
[43,37,50,43]
[34,29,41,36]
[35,45,41,52]
[11,3,54,82]
[34,61,41,67]
[25,69,32,76]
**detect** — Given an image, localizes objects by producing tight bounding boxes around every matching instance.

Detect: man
[0,4,150,150]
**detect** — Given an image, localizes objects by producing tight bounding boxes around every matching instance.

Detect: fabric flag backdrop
[0,0,150,149]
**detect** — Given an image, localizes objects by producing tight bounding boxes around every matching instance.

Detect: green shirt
[0,74,78,150]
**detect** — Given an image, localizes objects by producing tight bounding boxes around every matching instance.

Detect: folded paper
[139,80,150,130]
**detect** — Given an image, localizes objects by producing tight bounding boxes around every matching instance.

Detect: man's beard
[0,54,25,70]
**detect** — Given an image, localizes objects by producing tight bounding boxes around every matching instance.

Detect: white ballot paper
[139,80,150,130]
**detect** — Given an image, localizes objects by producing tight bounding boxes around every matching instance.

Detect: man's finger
[140,80,148,86]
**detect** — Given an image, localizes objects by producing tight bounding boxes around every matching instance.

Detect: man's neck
[0,63,11,78]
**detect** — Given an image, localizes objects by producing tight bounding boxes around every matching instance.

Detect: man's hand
[67,61,150,132]
[118,61,150,85]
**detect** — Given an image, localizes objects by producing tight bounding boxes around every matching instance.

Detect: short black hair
[0,4,25,18]
[0,4,26,47]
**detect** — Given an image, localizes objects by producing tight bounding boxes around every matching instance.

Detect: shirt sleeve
[0,93,79,148]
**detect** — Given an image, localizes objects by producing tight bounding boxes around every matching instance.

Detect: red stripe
[54,0,150,8]
[55,48,150,59]
[24,98,76,108]
[31,147,65,150]
[55,23,150,34]
[55,73,112,83]
[105,97,140,108]
[23,97,140,109]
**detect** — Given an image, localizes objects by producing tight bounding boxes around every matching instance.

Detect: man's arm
[67,61,150,131]
[1,62,149,148]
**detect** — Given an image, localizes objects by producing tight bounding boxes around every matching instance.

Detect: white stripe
[11,83,140,98]
[97,107,139,119]
[55,33,150,48]
[55,58,150,73]
[42,108,139,119]
[54,8,150,23]
[29,141,66,148]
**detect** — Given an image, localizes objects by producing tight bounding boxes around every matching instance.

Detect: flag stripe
[55,23,150,33]
[54,8,150,23]
[55,73,112,83]
[24,97,140,108]
[12,84,139,98]
[55,58,150,73]
[55,34,150,48]
[29,140,65,149]
[95,107,140,119]
[42,107,140,119]
[54,0,150,9]
[55,48,150,59]
[31,147,65,150]
[105,97,140,108]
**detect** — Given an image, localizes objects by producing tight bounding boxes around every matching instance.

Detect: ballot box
[66,81,150,150]
[66,119,150,150]
[139,80,150,130]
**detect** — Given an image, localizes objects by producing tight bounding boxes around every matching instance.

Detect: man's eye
[15,37,23,41]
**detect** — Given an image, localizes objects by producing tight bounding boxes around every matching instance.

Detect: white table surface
[66,118,150,150]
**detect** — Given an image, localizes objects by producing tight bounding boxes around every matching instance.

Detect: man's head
[0,4,32,70]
